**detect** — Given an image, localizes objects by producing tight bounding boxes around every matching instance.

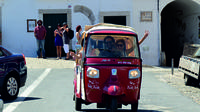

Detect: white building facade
[0,0,200,66]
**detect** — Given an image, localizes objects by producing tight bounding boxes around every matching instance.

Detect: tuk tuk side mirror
[81,33,87,67]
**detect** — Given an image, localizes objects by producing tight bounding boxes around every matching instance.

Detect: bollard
[171,58,174,75]
[0,99,3,112]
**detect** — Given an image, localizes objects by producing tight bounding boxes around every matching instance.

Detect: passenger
[139,30,149,45]
[117,30,150,57]
[116,39,136,57]
[116,39,126,56]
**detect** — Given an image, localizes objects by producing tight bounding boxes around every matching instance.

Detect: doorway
[161,1,193,67]
[43,14,67,57]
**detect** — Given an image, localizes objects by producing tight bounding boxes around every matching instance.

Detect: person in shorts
[62,22,70,60]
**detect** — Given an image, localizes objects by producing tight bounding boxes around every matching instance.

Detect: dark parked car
[0,46,27,100]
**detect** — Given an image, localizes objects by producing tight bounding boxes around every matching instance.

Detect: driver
[99,36,117,56]
[104,36,115,50]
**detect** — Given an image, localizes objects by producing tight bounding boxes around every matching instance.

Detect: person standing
[34,20,46,58]
[54,24,63,59]
[75,25,82,55]
[76,25,82,45]
[62,22,71,60]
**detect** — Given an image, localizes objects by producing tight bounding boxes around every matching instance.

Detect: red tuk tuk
[73,23,142,112]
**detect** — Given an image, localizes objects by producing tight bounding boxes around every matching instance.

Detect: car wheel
[2,76,19,100]
[75,97,82,111]
[131,102,138,112]
[184,74,192,86]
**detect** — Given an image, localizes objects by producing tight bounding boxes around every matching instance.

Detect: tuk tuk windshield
[86,35,139,58]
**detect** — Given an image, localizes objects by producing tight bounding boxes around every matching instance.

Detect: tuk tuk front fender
[103,85,124,96]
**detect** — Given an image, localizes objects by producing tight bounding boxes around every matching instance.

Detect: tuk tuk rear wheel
[131,103,138,112]
[110,97,117,112]
[75,97,82,111]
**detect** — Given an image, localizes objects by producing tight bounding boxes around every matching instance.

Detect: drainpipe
[157,0,161,66]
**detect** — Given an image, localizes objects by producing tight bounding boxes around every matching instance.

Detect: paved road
[3,68,74,112]
[1,58,200,112]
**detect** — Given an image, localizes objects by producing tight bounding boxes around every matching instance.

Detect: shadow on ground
[79,109,162,112]
[2,97,42,104]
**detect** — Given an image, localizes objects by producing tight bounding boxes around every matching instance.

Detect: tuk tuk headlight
[129,69,140,79]
[87,67,99,78]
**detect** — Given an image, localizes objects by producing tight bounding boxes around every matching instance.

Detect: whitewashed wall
[73,0,161,66]
[2,0,37,56]
[1,0,162,65]
[132,0,160,65]
[2,0,133,53]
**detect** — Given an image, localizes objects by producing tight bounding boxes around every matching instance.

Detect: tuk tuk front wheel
[75,97,82,111]
[131,103,138,112]
[110,97,117,112]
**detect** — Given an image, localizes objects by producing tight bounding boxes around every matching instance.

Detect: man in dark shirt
[62,22,70,60]
[34,20,46,58]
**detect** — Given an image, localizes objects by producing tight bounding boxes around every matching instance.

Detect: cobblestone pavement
[149,67,200,105]
[25,57,75,69]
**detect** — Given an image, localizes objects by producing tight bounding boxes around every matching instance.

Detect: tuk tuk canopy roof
[84,23,138,35]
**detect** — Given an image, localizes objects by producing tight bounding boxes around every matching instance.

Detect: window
[0,49,4,57]
[86,35,139,58]
[141,11,152,22]
[104,16,126,26]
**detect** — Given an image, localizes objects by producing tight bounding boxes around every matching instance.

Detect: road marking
[140,105,172,112]
[3,68,52,112]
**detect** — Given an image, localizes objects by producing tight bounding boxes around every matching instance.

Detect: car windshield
[85,34,139,58]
